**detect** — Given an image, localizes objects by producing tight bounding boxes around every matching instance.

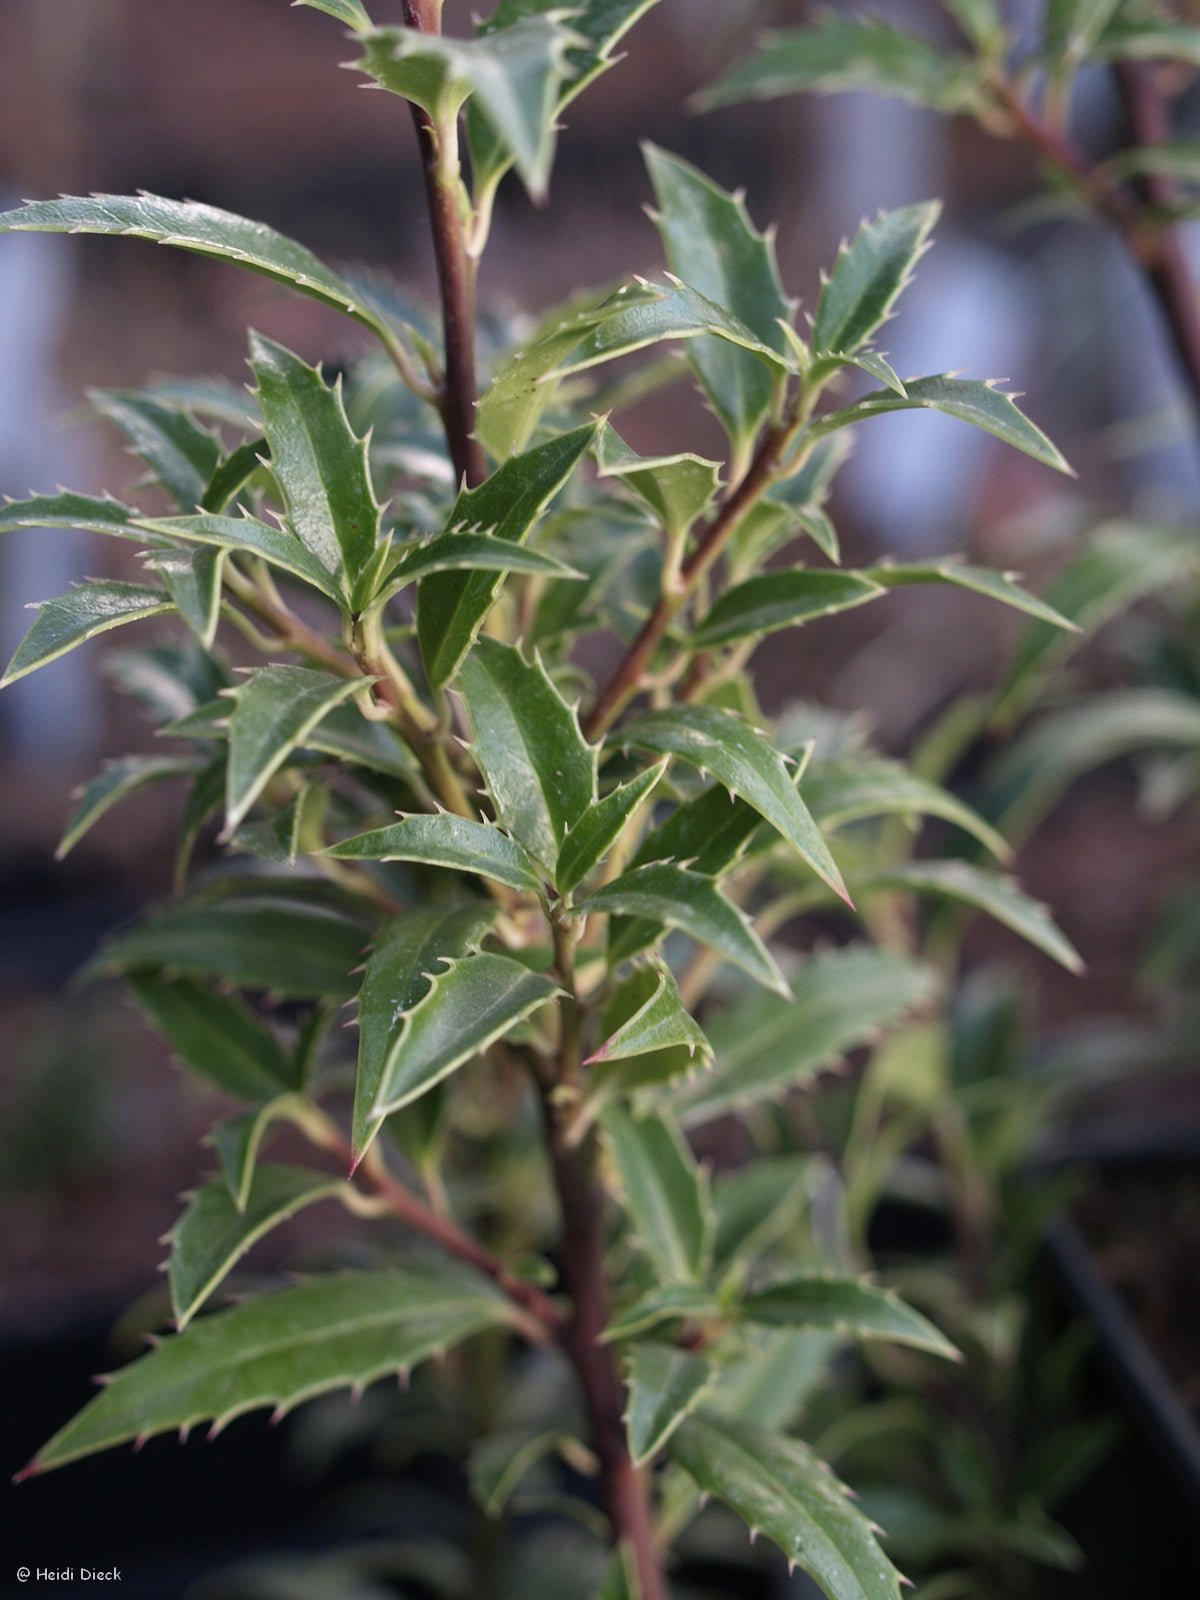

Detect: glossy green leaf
[556,759,666,895]
[867,559,1077,629]
[223,666,365,837]
[89,388,221,510]
[617,705,849,904]
[644,144,792,454]
[126,973,297,1100]
[328,813,544,894]
[201,436,271,514]
[601,1104,713,1282]
[0,490,143,540]
[372,951,561,1120]
[589,959,710,1069]
[742,1274,958,1359]
[676,947,940,1123]
[814,202,939,358]
[296,0,371,27]
[671,1412,905,1600]
[22,1267,514,1476]
[419,424,598,686]
[840,349,907,395]
[693,569,885,649]
[801,756,1009,859]
[99,898,367,1000]
[353,906,496,1160]
[250,334,381,608]
[379,531,582,603]
[209,1095,310,1212]
[624,1345,714,1466]
[2,581,173,686]
[57,754,202,860]
[594,423,721,539]
[133,512,344,602]
[144,547,225,647]
[856,860,1084,974]
[581,862,788,996]
[169,1166,348,1329]
[458,638,596,870]
[603,1283,721,1343]
[811,377,1072,475]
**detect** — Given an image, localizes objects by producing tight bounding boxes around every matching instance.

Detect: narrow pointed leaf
[802,756,1009,859]
[126,973,297,1100]
[2,581,172,686]
[603,1283,722,1344]
[582,862,788,996]
[224,666,365,837]
[419,424,598,686]
[671,1413,905,1600]
[557,759,666,895]
[618,705,849,903]
[742,1274,958,1359]
[374,952,561,1119]
[811,376,1071,474]
[594,423,721,539]
[588,961,710,1067]
[169,1166,348,1329]
[210,1095,310,1212]
[458,638,596,870]
[89,388,221,510]
[57,754,201,860]
[694,569,884,649]
[133,512,344,601]
[675,947,940,1124]
[0,490,143,540]
[814,203,939,358]
[625,1345,714,1466]
[867,559,1077,629]
[145,547,225,647]
[601,1104,712,1282]
[250,334,381,607]
[202,436,271,514]
[328,813,544,894]
[379,531,582,602]
[23,1268,514,1477]
[353,906,496,1160]
[840,350,906,395]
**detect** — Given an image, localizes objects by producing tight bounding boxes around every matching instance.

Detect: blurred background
[1,0,1199,1595]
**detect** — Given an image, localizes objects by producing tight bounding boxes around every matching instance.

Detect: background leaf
[127,974,298,1101]
[601,1104,713,1282]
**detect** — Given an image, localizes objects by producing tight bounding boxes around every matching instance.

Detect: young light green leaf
[811,376,1072,475]
[250,334,381,608]
[742,1274,958,1359]
[144,547,225,648]
[89,388,221,510]
[617,705,850,904]
[814,203,939,358]
[867,559,1078,630]
[57,754,202,860]
[0,490,143,540]
[328,813,544,894]
[378,531,582,603]
[295,0,371,28]
[594,423,721,540]
[588,960,710,1068]
[353,906,496,1161]
[675,947,940,1124]
[2,581,173,686]
[223,666,365,837]
[209,1095,311,1212]
[581,862,788,997]
[169,1166,348,1329]
[419,423,599,686]
[556,759,666,896]
[671,1412,906,1600]
[644,144,792,455]
[801,756,1010,860]
[21,1267,514,1477]
[856,860,1084,974]
[458,638,596,870]
[693,569,885,649]
[603,1283,722,1344]
[126,973,297,1101]
[625,1346,714,1466]
[133,512,344,602]
[372,952,561,1119]
[601,1104,713,1282]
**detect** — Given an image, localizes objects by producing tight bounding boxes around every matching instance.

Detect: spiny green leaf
[133,512,344,602]
[588,960,710,1068]
[839,349,907,395]
[644,143,792,455]
[603,1283,722,1344]
[617,705,849,904]
[742,1274,958,1360]
[372,952,561,1120]
[223,666,365,837]
[866,559,1077,629]
[305,703,420,781]
[419,424,598,686]
[169,1166,349,1329]
[458,638,596,870]
[624,1345,714,1466]
[209,1095,311,1212]
[801,756,1010,860]
[144,547,225,648]
[556,759,667,895]
[0,490,143,540]
[2,581,173,686]
[250,334,381,608]
[353,906,497,1161]
[693,569,885,649]
[89,388,221,510]
[57,754,202,860]
[581,862,788,997]
[811,376,1072,475]
[594,423,721,540]
[201,435,271,514]
[671,1412,905,1600]
[126,973,297,1100]
[378,530,582,603]
[814,203,940,358]
[328,812,544,894]
[21,1267,515,1477]
[601,1104,713,1283]
[675,947,940,1124]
